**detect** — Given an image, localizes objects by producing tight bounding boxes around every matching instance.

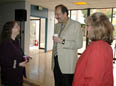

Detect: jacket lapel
[60,19,71,37]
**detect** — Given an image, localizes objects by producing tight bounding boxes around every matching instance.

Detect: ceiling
[28,0,116,10]
[1,0,116,10]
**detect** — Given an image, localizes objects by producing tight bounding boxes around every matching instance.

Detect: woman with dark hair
[0,21,28,86]
[73,12,114,86]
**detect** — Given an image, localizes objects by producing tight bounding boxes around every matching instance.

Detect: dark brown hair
[55,4,69,16]
[86,12,114,45]
[0,21,17,45]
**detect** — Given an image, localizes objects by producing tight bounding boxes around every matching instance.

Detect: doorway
[30,17,46,50]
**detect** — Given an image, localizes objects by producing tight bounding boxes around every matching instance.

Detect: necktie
[59,23,65,37]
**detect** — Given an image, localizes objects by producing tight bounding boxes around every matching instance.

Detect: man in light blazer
[52,4,83,86]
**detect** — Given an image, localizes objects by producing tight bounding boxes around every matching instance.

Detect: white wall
[47,10,55,51]
[24,1,30,55]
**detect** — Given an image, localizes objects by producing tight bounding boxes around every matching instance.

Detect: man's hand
[53,36,62,43]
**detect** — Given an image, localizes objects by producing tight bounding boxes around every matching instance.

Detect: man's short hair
[55,4,69,16]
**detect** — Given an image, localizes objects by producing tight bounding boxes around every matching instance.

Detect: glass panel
[30,20,39,48]
[71,10,88,54]
[30,21,36,47]
[68,10,71,18]
[71,10,87,24]
[90,8,112,21]
[112,8,116,61]
[113,8,116,37]
[40,18,45,48]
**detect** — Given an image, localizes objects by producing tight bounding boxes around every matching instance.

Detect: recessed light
[74,2,88,5]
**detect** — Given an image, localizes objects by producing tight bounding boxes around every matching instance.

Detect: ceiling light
[74,2,88,5]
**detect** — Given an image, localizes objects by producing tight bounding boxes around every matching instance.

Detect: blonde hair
[86,12,114,45]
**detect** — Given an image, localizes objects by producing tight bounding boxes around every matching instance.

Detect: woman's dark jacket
[0,39,26,85]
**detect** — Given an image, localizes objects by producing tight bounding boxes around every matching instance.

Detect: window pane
[40,18,45,48]
[71,10,87,24]
[90,9,112,21]
[112,8,116,59]
[71,10,88,54]
[113,8,116,37]
[68,10,71,18]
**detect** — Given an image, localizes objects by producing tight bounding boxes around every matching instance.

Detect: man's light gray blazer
[52,19,83,74]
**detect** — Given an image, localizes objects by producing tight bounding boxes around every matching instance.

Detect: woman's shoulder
[89,40,111,51]
[94,40,109,45]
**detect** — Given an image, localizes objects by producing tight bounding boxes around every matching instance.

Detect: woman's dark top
[0,39,26,85]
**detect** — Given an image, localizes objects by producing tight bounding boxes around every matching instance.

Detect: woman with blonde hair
[73,12,114,86]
